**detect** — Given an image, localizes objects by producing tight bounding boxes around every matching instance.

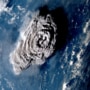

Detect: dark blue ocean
[0,0,90,90]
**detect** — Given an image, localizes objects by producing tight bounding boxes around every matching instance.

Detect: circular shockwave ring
[10,14,57,75]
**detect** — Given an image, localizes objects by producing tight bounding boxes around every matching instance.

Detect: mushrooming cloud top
[10,14,57,75]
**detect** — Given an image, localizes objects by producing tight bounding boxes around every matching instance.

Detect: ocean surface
[0,0,90,90]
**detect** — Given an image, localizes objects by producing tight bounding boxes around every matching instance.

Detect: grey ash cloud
[9,6,68,75]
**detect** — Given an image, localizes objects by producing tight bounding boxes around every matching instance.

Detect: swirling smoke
[10,14,57,75]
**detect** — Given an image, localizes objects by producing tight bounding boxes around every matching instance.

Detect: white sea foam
[0,0,9,13]
[83,19,90,33]
[62,82,67,90]
[83,20,90,46]
[71,19,90,78]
